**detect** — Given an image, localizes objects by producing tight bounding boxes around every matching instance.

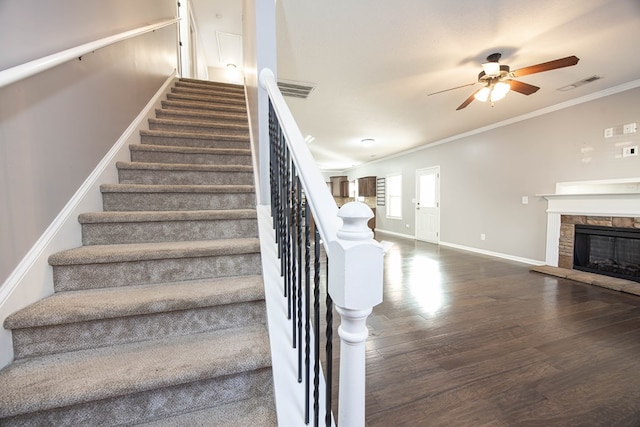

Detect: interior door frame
[415,166,441,244]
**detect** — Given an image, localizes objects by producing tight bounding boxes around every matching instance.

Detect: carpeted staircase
[0,78,277,426]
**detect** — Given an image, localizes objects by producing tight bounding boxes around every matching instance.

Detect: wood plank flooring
[351,234,640,426]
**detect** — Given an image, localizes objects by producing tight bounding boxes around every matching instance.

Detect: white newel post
[328,202,383,427]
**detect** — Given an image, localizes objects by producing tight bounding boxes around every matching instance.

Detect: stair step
[154,107,248,124]
[161,99,248,114]
[171,86,245,101]
[138,394,277,426]
[0,325,272,424]
[130,143,252,165]
[100,183,256,211]
[6,275,265,358]
[167,92,245,107]
[140,129,250,149]
[79,208,258,244]
[116,161,254,186]
[177,78,244,94]
[148,117,249,136]
[49,238,262,291]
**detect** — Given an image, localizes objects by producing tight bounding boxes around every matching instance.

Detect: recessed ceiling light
[361,138,375,146]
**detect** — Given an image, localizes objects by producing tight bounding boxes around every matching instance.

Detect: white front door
[415,166,440,243]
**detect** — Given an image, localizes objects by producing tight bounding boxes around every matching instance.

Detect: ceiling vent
[557,75,602,91]
[277,79,316,99]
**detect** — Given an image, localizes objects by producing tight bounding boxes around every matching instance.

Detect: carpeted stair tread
[174,81,245,94]
[115,161,252,173]
[160,99,248,114]
[166,92,246,106]
[4,275,264,329]
[130,143,250,155]
[146,119,249,137]
[49,238,260,265]
[154,108,248,123]
[178,77,244,91]
[101,183,254,194]
[0,324,271,418]
[142,128,249,141]
[138,394,277,427]
[78,208,256,224]
[171,86,246,100]
[149,117,248,132]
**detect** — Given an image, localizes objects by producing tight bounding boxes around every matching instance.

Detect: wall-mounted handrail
[0,17,179,89]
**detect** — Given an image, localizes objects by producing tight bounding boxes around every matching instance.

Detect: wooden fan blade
[456,89,481,110]
[508,79,540,95]
[511,55,579,77]
[428,82,477,96]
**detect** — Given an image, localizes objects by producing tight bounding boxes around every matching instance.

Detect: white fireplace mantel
[539,179,640,266]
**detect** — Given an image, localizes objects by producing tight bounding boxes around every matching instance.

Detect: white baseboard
[0,73,177,369]
[439,241,545,266]
[374,228,415,240]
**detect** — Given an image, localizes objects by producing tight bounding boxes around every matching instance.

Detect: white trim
[385,173,402,220]
[0,18,179,89]
[439,241,545,266]
[0,74,177,369]
[346,79,640,172]
[374,228,415,240]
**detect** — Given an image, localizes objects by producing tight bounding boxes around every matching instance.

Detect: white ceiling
[193,0,640,171]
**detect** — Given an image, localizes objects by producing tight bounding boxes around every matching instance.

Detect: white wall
[0,0,178,285]
[346,86,640,263]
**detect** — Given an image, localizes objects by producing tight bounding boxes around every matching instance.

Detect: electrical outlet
[480,233,486,241]
[623,146,638,157]
[623,123,637,134]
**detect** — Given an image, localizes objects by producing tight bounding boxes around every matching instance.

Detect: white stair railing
[260,68,383,427]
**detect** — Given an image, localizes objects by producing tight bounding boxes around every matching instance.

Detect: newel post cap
[329,202,383,310]
[337,202,374,240]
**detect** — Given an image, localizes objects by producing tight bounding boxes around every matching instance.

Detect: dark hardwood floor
[356,233,640,426]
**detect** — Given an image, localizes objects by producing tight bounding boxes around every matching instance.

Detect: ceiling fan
[429,53,580,110]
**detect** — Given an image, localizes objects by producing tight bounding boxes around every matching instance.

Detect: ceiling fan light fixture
[491,81,511,101]
[474,86,491,102]
[481,61,501,77]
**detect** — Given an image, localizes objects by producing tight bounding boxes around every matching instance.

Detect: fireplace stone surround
[535,179,640,295]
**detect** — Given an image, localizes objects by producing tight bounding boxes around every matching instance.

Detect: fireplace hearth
[573,224,640,282]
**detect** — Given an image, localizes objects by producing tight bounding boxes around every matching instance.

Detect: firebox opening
[573,224,640,283]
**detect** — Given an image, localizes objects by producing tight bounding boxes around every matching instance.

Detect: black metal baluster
[291,168,299,346]
[313,226,321,427]
[284,145,291,300]
[304,201,311,425]
[325,258,333,427]
[279,132,286,282]
[268,102,277,229]
[297,186,303,363]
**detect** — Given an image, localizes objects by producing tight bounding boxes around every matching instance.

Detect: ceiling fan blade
[456,89,481,110]
[428,82,477,96]
[511,55,579,77]
[508,79,540,95]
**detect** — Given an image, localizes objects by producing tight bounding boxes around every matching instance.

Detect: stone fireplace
[538,178,640,293]
[558,215,640,282]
